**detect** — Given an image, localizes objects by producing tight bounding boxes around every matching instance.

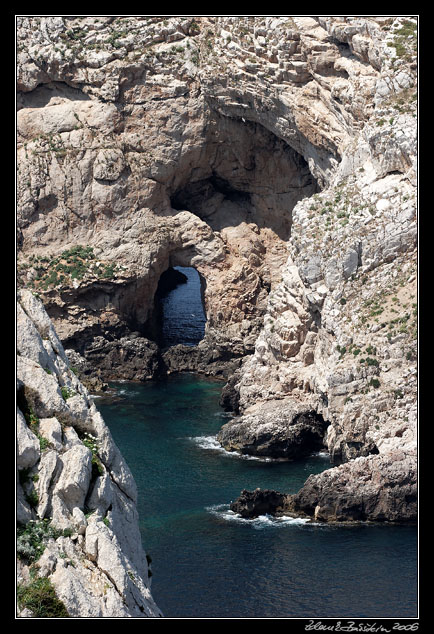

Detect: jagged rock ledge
[16,289,162,618]
[64,331,244,395]
[287,448,417,523]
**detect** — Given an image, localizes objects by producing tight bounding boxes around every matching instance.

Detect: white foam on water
[312,451,330,458]
[213,411,234,419]
[206,504,316,528]
[190,435,224,451]
[188,436,276,462]
[116,387,141,398]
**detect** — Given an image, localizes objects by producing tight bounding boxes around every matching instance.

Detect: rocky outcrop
[16,290,162,618]
[70,333,162,383]
[230,489,287,519]
[286,449,417,523]
[16,16,417,525]
[217,398,328,460]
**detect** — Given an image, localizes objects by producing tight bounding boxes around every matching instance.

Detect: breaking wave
[188,435,277,461]
[205,503,315,529]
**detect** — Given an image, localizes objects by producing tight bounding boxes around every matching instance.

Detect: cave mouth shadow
[145,265,207,349]
[168,115,320,242]
[169,169,318,242]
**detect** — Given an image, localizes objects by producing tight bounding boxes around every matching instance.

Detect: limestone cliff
[17,290,162,617]
[17,16,417,531]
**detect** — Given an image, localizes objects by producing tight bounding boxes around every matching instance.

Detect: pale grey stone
[17,481,34,524]
[17,356,68,420]
[17,303,56,372]
[17,290,68,364]
[300,255,322,285]
[39,417,63,451]
[34,449,60,518]
[342,247,359,279]
[53,445,92,512]
[93,148,125,181]
[324,258,342,290]
[16,407,40,470]
[72,507,88,535]
[62,425,82,449]
[85,471,115,516]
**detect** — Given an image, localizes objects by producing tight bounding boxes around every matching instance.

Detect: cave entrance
[152,266,206,348]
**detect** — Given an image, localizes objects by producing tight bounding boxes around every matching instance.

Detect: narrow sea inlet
[97,375,417,619]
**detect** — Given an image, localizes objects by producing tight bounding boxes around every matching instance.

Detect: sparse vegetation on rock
[16,15,417,614]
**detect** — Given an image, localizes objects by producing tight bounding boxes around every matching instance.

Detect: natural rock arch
[16,14,418,531]
[144,265,207,348]
[17,16,413,387]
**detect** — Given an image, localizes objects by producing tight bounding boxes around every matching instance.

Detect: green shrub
[81,433,104,476]
[101,263,117,279]
[39,436,50,451]
[17,577,69,618]
[365,357,379,367]
[25,490,39,509]
[24,406,39,434]
[17,520,65,564]
[23,407,49,450]
[336,344,346,358]
[61,386,75,401]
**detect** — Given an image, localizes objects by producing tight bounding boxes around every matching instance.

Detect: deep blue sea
[97,376,418,619]
[96,266,417,619]
[160,266,206,347]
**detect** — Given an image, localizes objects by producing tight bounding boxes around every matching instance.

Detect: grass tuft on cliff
[17,576,69,618]
[17,519,73,564]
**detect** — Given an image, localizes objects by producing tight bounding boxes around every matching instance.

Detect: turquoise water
[97,375,418,619]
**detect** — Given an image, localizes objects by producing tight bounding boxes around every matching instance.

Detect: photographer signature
[305,622,419,633]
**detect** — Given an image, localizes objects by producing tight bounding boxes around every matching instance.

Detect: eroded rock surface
[286,449,417,523]
[16,290,162,618]
[17,16,417,528]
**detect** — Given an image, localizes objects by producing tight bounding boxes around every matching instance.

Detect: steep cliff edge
[16,289,162,617]
[213,17,417,523]
[16,16,417,527]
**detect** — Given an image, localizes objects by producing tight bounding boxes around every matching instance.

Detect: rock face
[16,290,162,618]
[17,16,417,526]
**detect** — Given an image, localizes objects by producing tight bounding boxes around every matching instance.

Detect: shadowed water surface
[160,266,206,347]
[97,375,418,619]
